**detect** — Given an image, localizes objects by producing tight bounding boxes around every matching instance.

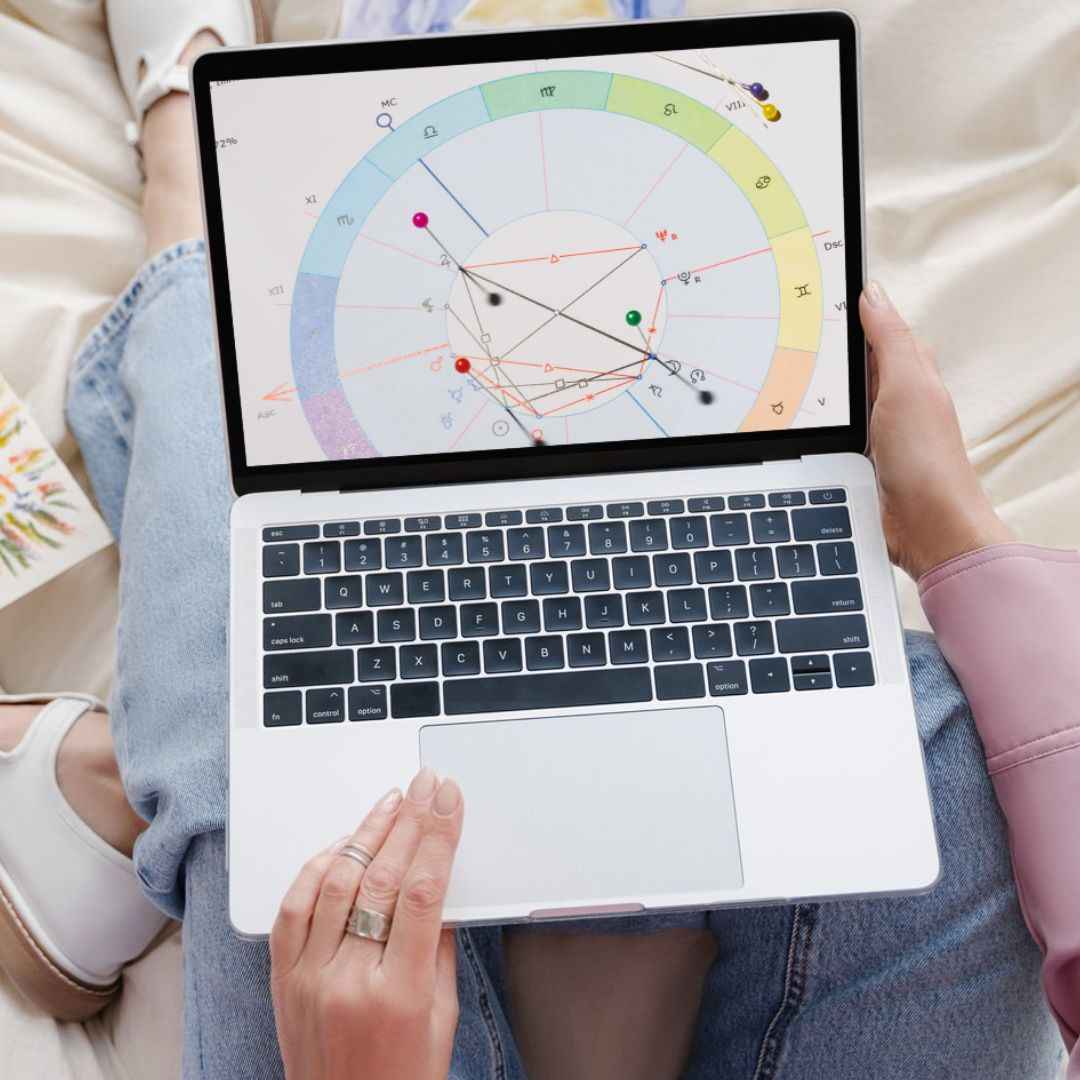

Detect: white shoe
[105,0,267,146]
[0,694,170,1020]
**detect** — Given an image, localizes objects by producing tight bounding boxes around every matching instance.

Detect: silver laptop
[192,11,939,937]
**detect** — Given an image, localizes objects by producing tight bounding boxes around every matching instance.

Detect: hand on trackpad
[420,706,743,917]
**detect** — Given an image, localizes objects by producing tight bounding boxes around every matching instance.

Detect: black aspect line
[654,54,737,87]
[519,356,649,408]
[500,246,645,361]
[459,273,539,416]
[463,267,648,361]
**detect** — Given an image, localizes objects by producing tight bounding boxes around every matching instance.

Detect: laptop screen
[203,28,856,478]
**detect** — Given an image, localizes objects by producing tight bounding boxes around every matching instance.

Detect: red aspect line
[462,243,639,271]
[337,303,427,311]
[341,342,448,378]
[458,356,626,377]
[622,142,689,226]
[539,376,637,417]
[449,399,488,451]
[668,313,780,321]
[359,233,443,269]
[474,367,531,411]
[661,229,833,284]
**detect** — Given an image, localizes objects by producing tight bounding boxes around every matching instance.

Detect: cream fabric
[0,0,1077,1076]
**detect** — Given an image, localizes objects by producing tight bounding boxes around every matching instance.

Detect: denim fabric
[66,244,1063,1078]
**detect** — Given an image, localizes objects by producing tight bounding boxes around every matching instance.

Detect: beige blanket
[1,0,1077,1075]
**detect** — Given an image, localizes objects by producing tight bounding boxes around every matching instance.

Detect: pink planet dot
[412,211,429,228]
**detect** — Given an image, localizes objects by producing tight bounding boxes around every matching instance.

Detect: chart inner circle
[445,210,667,420]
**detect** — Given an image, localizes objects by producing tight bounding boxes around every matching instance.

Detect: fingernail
[433,778,461,816]
[408,766,438,801]
[864,280,891,309]
[378,787,402,813]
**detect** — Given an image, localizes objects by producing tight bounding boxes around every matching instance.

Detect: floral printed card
[0,375,112,609]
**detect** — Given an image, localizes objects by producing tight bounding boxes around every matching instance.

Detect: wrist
[909,500,1014,580]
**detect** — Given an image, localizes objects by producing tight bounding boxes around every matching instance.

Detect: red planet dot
[412,211,429,228]
[454,356,471,374]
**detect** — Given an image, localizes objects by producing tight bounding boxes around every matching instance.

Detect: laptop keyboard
[260,488,875,727]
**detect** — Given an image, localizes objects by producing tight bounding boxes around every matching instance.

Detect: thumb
[859,281,922,403]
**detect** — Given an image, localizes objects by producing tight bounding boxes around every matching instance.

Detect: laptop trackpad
[420,706,743,915]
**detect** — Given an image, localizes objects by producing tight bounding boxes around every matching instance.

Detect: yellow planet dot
[763,104,781,122]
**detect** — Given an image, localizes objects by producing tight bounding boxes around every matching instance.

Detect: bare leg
[141,30,223,255]
[506,929,717,1080]
[0,704,144,858]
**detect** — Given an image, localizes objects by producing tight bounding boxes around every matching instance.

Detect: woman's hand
[270,768,464,1080]
[859,281,1013,580]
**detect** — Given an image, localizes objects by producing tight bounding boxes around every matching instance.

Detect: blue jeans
[67,243,1065,1079]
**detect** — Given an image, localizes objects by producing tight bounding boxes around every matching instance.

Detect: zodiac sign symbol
[423,124,438,139]
[771,401,784,415]
[664,102,678,117]
[795,284,811,298]
[540,85,556,98]
[336,213,354,227]
[755,175,772,189]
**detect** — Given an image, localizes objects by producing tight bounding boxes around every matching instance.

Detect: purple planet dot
[412,211,429,228]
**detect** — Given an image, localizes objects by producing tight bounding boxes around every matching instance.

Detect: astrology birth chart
[215,46,850,466]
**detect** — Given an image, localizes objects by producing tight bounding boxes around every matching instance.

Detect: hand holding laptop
[271,768,464,1080]
[859,282,1013,581]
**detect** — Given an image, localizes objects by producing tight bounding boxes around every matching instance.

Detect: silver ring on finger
[346,905,392,943]
[336,843,375,870]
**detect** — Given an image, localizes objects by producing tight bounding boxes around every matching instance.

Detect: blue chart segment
[289,70,823,460]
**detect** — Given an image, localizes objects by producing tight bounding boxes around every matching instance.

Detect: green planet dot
[625,309,642,326]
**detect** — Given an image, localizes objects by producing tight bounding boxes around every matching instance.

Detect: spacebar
[443,669,653,716]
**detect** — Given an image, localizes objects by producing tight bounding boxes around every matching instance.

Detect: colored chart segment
[481,70,612,119]
[772,226,823,353]
[709,127,807,239]
[298,160,391,277]
[606,75,731,153]
[738,347,817,431]
[367,88,491,180]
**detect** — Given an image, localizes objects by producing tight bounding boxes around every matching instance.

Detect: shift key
[776,614,868,653]
[264,649,353,689]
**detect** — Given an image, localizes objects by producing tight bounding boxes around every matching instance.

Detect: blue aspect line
[627,391,669,437]
[418,159,489,237]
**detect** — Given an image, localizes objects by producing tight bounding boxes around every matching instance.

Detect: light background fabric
[0,0,1076,1075]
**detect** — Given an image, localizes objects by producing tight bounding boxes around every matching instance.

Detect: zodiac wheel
[290,69,822,458]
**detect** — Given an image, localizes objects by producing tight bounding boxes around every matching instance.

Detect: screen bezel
[192,10,866,496]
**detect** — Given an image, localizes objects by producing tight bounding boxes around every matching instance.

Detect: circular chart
[289,69,823,459]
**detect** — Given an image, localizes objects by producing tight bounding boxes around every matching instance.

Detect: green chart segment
[290,71,819,460]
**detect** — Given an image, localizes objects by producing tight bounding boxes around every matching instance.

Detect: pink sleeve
[919,543,1080,1073]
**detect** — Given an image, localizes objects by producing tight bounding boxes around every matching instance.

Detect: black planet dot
[488,292,502,306]
[699,390,714,405]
